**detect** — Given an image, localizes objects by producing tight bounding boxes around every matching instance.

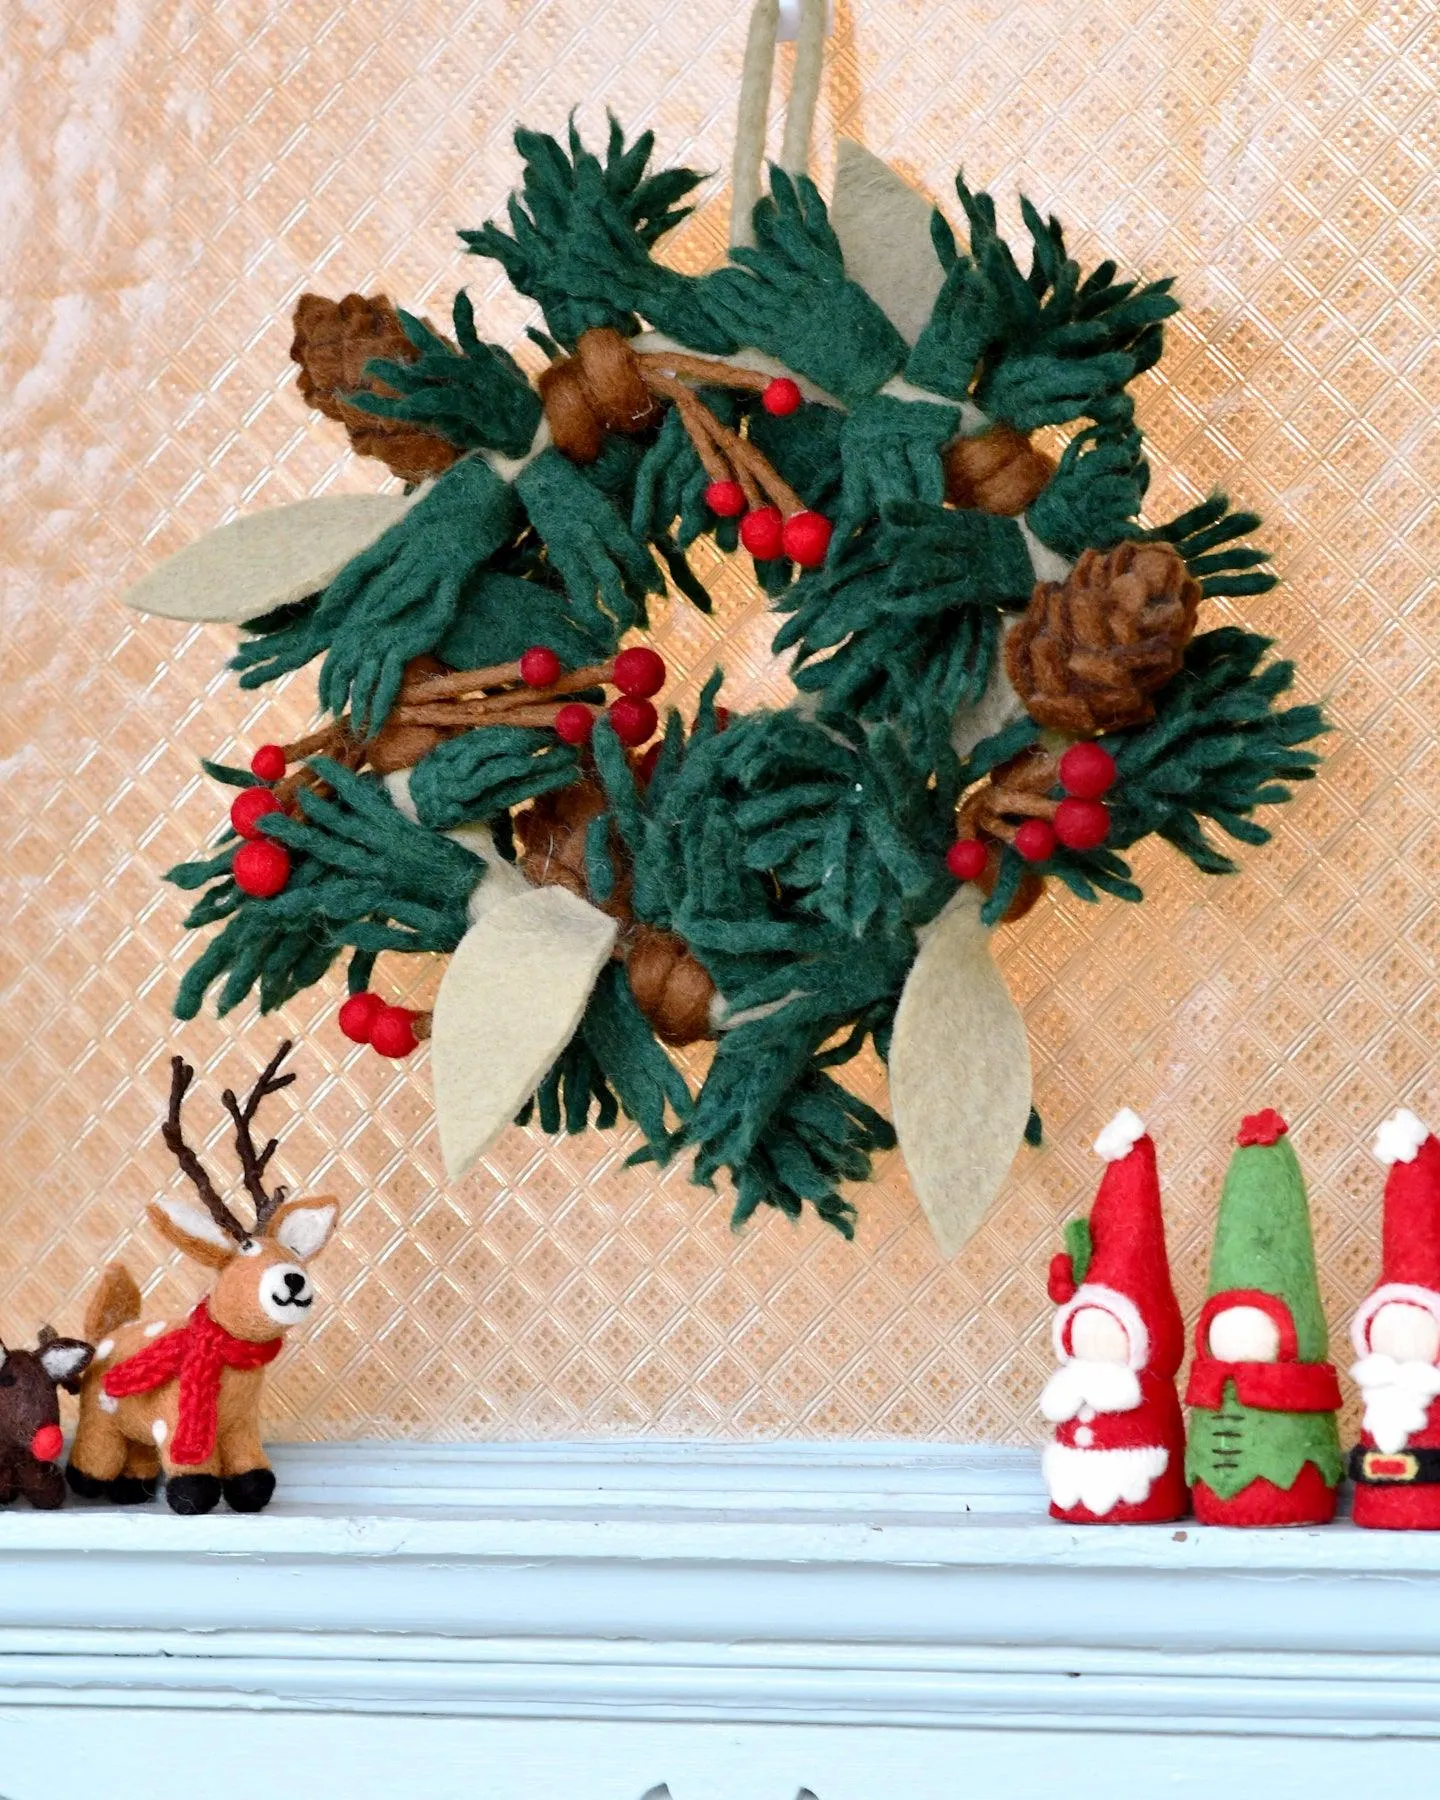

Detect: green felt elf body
[1185,1109,1342,1525]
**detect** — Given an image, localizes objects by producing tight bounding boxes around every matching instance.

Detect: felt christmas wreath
[123,73,1324,1252]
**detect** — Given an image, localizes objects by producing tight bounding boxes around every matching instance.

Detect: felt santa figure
[1040,1108,1188,1524]
[1348,1109,1440,1530]
[1185,1109,1343,1526]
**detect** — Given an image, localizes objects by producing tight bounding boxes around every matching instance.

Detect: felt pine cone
[943,424,1056,516]
[290,293,459,483]
[1006,540,1202,736]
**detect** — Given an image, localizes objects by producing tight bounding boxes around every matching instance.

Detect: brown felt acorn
[0,1327,95,1510]
[67,1043,340,1516]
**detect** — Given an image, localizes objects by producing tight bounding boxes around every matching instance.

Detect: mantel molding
[4,1441,1440,1800]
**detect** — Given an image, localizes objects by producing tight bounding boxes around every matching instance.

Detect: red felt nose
[30,1425,63,1463]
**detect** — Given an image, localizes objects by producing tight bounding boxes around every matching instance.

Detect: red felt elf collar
[1185,1289,1340,1412]
[104,1300,282,1466]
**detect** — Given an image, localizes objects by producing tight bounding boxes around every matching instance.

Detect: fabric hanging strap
[730,0,826,248]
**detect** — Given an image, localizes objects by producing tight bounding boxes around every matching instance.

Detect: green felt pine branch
[348,291,543,460]
[409,727,581,830]
[1025,425,1149,558]
[1146,493,1279,599]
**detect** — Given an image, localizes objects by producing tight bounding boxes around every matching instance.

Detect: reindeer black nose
[283,1271,306,1297]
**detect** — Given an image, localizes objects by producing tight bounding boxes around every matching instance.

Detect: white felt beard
[1042,1443,1169,1516]
[1351,1353,1440,1454]
[1038,1357,1142,1423]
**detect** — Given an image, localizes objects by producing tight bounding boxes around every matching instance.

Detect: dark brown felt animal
[0,1327,95,1509]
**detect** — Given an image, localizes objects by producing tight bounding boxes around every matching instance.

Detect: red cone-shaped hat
[1375,1110,1440,1292]
[1052,1109,1184,1379]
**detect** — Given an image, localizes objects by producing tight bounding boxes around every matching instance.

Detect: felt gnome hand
[1185,1109,1343,1527]
[1039,1107,1188,1524]
[1348,1109,1440,1530]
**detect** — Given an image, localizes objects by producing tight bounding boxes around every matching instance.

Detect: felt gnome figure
[1185,1110,1343,1526]
[1040,1108,1188,1524]
[1348,1110,1440,1529]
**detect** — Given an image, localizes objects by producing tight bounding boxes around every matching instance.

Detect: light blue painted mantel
[0,1440,1437,1799]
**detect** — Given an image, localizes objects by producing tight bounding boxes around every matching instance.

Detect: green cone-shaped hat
[1205,1108,1328,1361]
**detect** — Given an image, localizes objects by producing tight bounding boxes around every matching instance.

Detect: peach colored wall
[1,0,1434,1440]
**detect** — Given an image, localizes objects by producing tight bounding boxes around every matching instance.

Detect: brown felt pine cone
[1006,540,1202,736]
[538,327,662,465]
[943,425,1056,516]
[290,293,459,483]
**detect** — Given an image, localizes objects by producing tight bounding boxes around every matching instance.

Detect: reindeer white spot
[144,1321,167,1338]
[151,1420,167,1446]
[96,1339,114,1360]
[98,1392,118,1415]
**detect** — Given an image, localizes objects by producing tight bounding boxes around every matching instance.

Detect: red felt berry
[554,703,595,745]
[740,505,785,560]
[229,786,281,840]
[232,838,290,897]
[519,645,562,687]
[1058,740,1117,800]
[946,838,989,882]
[249,743,287,783]
[781,510,832,568]
[608,696,658,747]
[338,991,384,1045]
[369,1006,419,1058]
[1013,819,1057,863]
[612,645,666,699]
[705,479,746,517]
[762,377,802,416]
[1053,796,1111,851]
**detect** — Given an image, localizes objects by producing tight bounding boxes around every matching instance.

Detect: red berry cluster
[338,991,423,1058]
[702,379,832,570]
[230,745,293,898]
[947,742,1117,883]
[550,644,667,749]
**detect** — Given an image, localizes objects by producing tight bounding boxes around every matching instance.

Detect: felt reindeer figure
[67,1042,339,1516]
[0,1327,95,1509]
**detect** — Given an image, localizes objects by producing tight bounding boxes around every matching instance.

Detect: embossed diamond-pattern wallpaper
[1,0,1435,1441]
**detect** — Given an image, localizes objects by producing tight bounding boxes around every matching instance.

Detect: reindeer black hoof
[108,1475,159,1506]
[223,1468,277,1513]
[65,1464,110,1501]
[166,1474,223,1515]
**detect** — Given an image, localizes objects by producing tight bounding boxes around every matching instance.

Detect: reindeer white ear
[268,1195,339,1261]
[39,1339,94,1391]
[147,1196,236,1269]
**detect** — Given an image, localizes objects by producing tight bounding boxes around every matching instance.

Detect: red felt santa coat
[1040,1108,1188,1524]
[1349,1109,1440,1530]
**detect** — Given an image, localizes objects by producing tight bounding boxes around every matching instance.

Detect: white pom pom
[1374,1108,1430,1166]
[1094,1107,1146,1163]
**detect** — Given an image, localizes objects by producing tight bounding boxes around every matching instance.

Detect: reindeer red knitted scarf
[104,1301,282,1466]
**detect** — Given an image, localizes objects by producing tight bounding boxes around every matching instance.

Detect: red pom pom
[232,838,290,897]
[608,696,658,746]
[705,479,746,517]
[762,377,802,416]
[554,703,595,745]
[740,506,785,560]
[1047,1252,1077,1306]
[370,1006,419,1058]
[519,645,561,687]
[1058,740,1117,800]
[946,838,988,882]
[230,786,281,840]
[249,744,287,783]
[29,1425,63,1464]
[781,510,832,568]
[1237,1108,1288,1147]
[612,646,666,699]
[1053,797,1111,851]
[1013,819,1057,863]
[338,991,384,1045]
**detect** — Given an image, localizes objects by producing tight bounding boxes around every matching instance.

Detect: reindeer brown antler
[162,1056,247,1243]
[221,1040,297,1231]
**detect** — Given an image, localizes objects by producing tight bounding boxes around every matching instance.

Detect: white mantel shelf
[2,1441,1438,1800]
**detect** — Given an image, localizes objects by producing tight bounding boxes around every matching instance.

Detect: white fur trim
[1094,1107,1146,1163]
[1043,1442,1168,1515]
[98,1391,118,1414]
[95,1339,114,1360]
[153,1194,235,1253]
[1374,1108,1430,1165]
[1351,1283,1440,1359]
[151,1420,167,1445]
[144,1320,168,1338]
[273,1200,337,1261]
[1051,1283,1150,1372]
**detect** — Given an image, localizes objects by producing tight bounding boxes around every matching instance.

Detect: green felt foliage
[907,175,1178,431]
[1147,493,1279,599]
[516,447,665,638]
[631,390,745,550]
[1187,1387,1342,1498]
[169,759,482,1020]
[1025,425,1149,559]
[409,727,581,830]
[833,394,958,542]
[700,170,908,405]
[1064,1214,1092,1285]
[349,292,543,460]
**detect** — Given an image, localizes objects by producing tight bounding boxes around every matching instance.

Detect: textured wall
[1,0,1435,1441]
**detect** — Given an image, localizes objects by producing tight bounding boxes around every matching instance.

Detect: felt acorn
[1040,1109,1187,1524]
[1184,1110,1342,1526]
[67,1044,340,1516]
[1348,1110,1440,1529]
[0,1328,95,1510]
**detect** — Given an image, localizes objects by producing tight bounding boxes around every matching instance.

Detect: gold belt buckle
[1363,1450,1419,1482]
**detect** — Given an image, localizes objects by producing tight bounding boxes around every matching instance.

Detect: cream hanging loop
[730,0,827,248]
